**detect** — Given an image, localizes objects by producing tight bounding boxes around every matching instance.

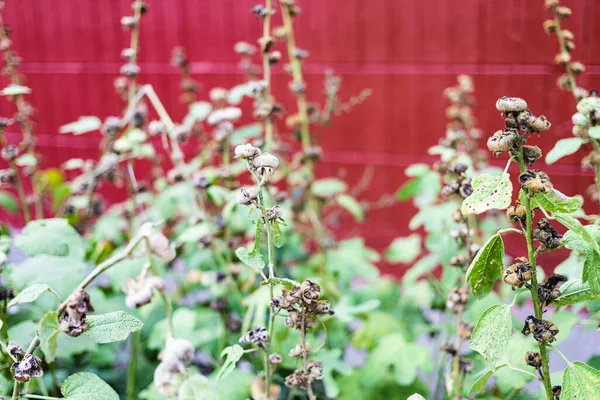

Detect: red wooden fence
[0,0,599,273]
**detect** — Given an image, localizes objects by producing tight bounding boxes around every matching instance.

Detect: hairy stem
[301,309,316,400]
[515,143,554,399]
[126,331,138,400]
[144,236,174,337]
[0,129,30,222]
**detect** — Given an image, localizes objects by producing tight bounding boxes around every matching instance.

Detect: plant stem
[128,0,144,103]
[126,331,138,400]
[144,236,174,337]
[452,309,464,398]
[21,396,61,400]
[0,129,30,222]
[11,381,20,400]
[301,309,316,400]
[515,143,554,400]
[261,0,274,152]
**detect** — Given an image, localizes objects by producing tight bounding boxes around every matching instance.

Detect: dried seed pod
[12,354,44,382]
[285,310,299,329]
[209,87,228,103]
[556,6,572,18]
[447,163,468,175]
[506,201,529,224]
[519,170,553,194]
[284,369,307,388]
[306,360,324,380]
[496,97,528,113]
[533,218,562,250]
[589,151,600,167]
[552,385,562,400]
[487,130,519,156]
[458,179,473,198]
[544,0,558,8]
[449,254,467,268]
[525,351,542,368]
[269,353,283,365]
[289,342,310,358]
[538,273,568,310]
[561,29,575,41]
[60,289,94,337]
[240,326,269,349]
[251,5,269,18]
[289,81,306,93]
[1,144,18,161]
[236,186,260,206]
[258,35,275,53]
[554,52,571,65]
[522,315,559,344]
[502,257,533,289]
[207,107,242,126]
[522,145,543,166]
[440,343,457,356]
[527,115,551,132]
[458,322,474,340]
[120,63,140,78]
[251,152,280,175]
[543,19,558,34]
[268,50,281,65]
[123,276,165,308]
[7,341,23,357]
[300,280,321,304]
[234,41,257,56]
[266,205,284,222]
[446,286,468,314]
[0,168,15,184]
[120,16,138,29]
[149,232,176,262]
[459,358,474,374]
[311,300,334,315]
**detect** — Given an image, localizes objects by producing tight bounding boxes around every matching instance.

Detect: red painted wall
[0,0,599,272]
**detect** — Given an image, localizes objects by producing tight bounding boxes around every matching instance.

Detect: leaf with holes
[526,189,583,214]
[561,362,600,400]
[85,311,143,344]
[546,137,585,164]
[469,304,513,369]
[465,234,504,299]
[217,344,244,380]
[61,372,119,400]
[461,172,512,215]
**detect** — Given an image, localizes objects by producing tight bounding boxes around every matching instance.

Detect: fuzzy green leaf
[61,372,119,400]
[14,218,85,259]
[561,362,600,400]
[272,221,284,248]
[311,178,348,198]
[385,234,422,264]
[583,251,600,296]
[11,255,87,298]
[0,190,18,214]
[465,234,504,299]
[527,189,583,214]
[260,276,300,289]
[461,172,512,215]
[469,304,513,369]
[230,123,263,145]
[40,311,60,363]
[546,138,585,164]
[336,194,364,222]
[8,284,52,308]
[177,223,212,243]
[555,214,600,256]
[589,126,600,140]
[85,311,143,344]
[555,280,600,306]
[227,82,253,105]
[217,345,244,380]
[235,247,265,269]
[468,366,504,396]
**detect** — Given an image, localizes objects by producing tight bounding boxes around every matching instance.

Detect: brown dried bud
[123,276,165,308]
[503,257,533,288]
[234,41,257,56]
[522,315,559,344]
[120,63,140,78]
[556,6,572,18]
[258,36,275,53]
[266,205,284,222]
[544,0,559,9]
[272,26,288,40]
[506,201,529,224]
[570,61,585,75]
[289,81,306,93]
[240,326,269,348]
[446,286,468,313]
[561,29,575,41]
[522,145,543,166]
[543,20,558,34]
[496,97,528,113]
[589,151,600,167]
[1,144,18,161]
[525,351,542,368]
[236,186,260,206]
[458,322,474,340]
[7,341,23,357]
[0,168,16,184]
[572,124,588,138]
[12,354,44,382]
[554,52,571,65]
[519,170,553,194]
[120,16,138,29]
[269,353,283,365]
[251,152,280,175]
[301,280,321,304]
[284,369,307,388]
[533,218,562,250]
[487,130,519,156]
[289,342,310,358]
[234,143,262,159]
[268,50,281,65]
[557,74,571,91]
[307,361,324,380]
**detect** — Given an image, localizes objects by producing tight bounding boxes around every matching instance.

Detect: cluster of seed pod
[8,341,43,383]
[58,289,94,337]
[154,336,195,397]
[543,0,588,100]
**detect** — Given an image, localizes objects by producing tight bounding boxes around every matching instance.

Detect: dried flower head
[284,369,307,388]
[306,360,324,380]
[522,315,559,344]
[123,276,165,308]
[1,144,18,161]
[555,6,572,18]
[300,280,321,304]
[522,145,543,166]
[289,342,310,358]
[487,130,519,156]
[7,341,23,357]
[240,326,269,349]
[120,63,140,78]
[60,289,94,337]
[506,201,529,224]
[525,351,542,368]
[458,322,474,340]
[234,41,257,56]
[0,168,16,184]
[251,152,280,175]
[496,97,528,114]
[533,218,562,250]
[120,16,139,29]
[236,186,260,206]
[234,143,262,160]
[503,257,533,289]
[12,353,44,382]
[149,232,177,262]
[519,170,552,194]
[207,107,242,126]
[446,286,468,313]
[269,353,283,365]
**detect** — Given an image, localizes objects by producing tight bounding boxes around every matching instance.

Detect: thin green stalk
[452,309,464,397]
[126,331,138,400]
[11,382,20,400]
[21,395,61,400]
[515,143,554,400]
[261,0,274,152]
[0,129,30,222]
[144,237,174,337]
[300,309,315,400]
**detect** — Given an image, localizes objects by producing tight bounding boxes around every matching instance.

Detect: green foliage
[562,362,600,400]
[85,311,143,344]
[524,189,583,214]
[61,372,119,399]
[545,138,585,164]
[466,234,504,299]
[0,190,18,213]
[461,172,512,215]
[469,304,513,369]
[385,234,421,264]
[217,345,244,380]
[8,283,54,308]
[14,218,86,259]
[40,311,60,363]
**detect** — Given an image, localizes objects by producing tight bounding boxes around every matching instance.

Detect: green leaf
[336,194,364,222]
[562,362,600,400]
[177,223,212,243]
[230,123,263,145]
[311,178,348,198]
[93,214,128,243]
[40,311,60,363]
[468,366,504,396]
[227,82,253,105]
[469,304,513,369]
[149,308,223,350]
[8,284,53,308]
[555,280,600,306]
[235,246,265,269]
[15,153,37,167]
[334,296,380,324]
[10,255,87,298]
[461,172,512,215]
[385,234,421,264]
[583,251,600,296]
[59,116,102,135]
[314,348,353,398]
[1,84,31,96]
[546,138,585,164]
[178,374,215,400]
[260,276,300,289]
[465,234,504,299]
[61,372,119,400]
[217,344,244,380]
[361,333,430,388]
[528,189,583,214]
[589,126,600,140]
[14,218,85,259]
[397,178,421,200]
[188,101,212,122]
[0,190,18,214]
[555,213,600,256]
[272,221,284,248]
[85,311,143,344]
